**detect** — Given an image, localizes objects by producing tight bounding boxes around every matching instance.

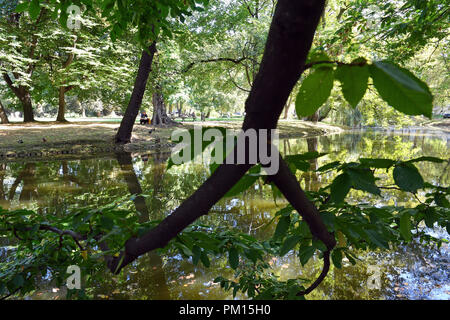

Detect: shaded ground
[0,119,344,161]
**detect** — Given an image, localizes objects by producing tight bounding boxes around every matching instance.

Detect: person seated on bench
[140,111,150,125]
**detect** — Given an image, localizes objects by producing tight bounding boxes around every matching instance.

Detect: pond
[0,129,449,300]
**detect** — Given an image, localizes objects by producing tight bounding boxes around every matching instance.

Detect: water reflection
[0,129,448,299]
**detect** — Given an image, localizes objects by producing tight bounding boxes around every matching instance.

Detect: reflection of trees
[92,152,172,300]
[115,152,149,221]
[19,163,38,201]
[1,130,448,299]
[0,164,7,206]
[302,137,320,192]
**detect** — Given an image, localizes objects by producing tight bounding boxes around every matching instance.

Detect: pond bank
[0,120,344,162]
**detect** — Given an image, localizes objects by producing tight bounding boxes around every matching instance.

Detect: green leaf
[192,245,201,266]
[347,168,381,196]
[434,193,450,208]
[273,216,290,240]
[298,245,315,266]
[424,208,437,228]
[335,61,369,107]
[295,67,334,117]
[29,0,41,20]
[312,239,327,252]
[200,251,210,268]
[344,251,357,265]
[280,235,301,256]
[393,164,424,193]
[306,50,331,66]
[365,229,389,249]
[15,2,30,13]
[359,158,395,169]
[330,173,352,203]
[298,221,312,238]
[399,213,412,242]
[224,175,258,197]
[100,216,114,230]
[369,61,433,118]
[405,156,445,164]
[0,282,6,295]
[228,247,239,269]
[11,274,24,289]
[331,250,343,268]
[317,161,341,172]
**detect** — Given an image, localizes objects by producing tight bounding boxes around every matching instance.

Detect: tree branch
[183,57,249,73]
[2,73,20,97]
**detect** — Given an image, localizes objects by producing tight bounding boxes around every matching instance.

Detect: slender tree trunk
[0,101,9,124]
[306,110,319,122]
[0,164,6,201]
[283,103,290,119]
[56,86,67,122]
[283,93,293,119]
[177,101,183,117]
[115,42,157,144]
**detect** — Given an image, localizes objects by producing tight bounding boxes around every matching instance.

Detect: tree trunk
[151,89,176,126]
[0,100,9,124]
[56,86,67,122]
[283,93,293,119]
[306,110,319,122]
[318,104,332,121]
[177,101,183,117]
[21,90,34,122]
[283,103,290,119]
[115,42,157,144]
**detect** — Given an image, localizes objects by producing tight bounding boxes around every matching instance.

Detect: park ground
[0,117,448,162]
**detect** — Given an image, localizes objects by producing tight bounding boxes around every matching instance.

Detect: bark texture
[0,100,9,124]
[115,42,157,143]
[151,89,176,126]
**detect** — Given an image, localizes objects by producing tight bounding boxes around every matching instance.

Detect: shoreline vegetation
[0,118,448,162]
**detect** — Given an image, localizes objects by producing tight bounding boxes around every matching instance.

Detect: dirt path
[0,120,344,161]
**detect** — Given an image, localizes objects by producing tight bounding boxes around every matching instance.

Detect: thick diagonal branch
[270,154,335,249]
[108,0,330,278]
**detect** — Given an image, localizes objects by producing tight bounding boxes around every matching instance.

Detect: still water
[0,129,449,300]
